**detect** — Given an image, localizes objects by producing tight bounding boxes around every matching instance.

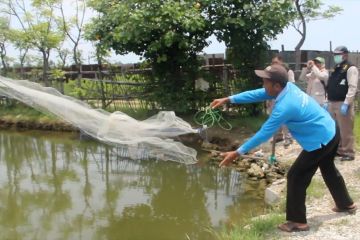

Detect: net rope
[194,107,232,130]
[0,76,198,164]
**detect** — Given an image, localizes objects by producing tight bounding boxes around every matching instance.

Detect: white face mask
[334,55,343,64]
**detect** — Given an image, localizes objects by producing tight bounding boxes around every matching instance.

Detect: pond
[0,130,268,240]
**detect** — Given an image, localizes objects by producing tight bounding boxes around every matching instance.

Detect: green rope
[194,107,232,130]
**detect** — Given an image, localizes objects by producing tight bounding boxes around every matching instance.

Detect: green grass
[210,213,284,240]
[0,102,57,121]
[0,101,156,122]
[232,114,267,132]
[104,105,156,120]
[212,178,325,240]
[306,179,326,199]
[355,113,360,149]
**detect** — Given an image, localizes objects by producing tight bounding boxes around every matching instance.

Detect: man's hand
[210,97,229,109]
[340,103,349,116]
[307,60,314,69]
[219,151,240,167]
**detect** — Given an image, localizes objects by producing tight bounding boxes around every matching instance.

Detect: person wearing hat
[305,56,329,105]
[327,46,359,161]
[210,64,355,232]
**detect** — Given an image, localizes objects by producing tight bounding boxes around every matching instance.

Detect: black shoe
[341,156,355,161]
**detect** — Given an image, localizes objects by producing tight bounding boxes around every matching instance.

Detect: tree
[292,0,342,71]
[86,0,212,112]
[86,0,295,112]
[55,0,87,86]
[8,29,31,78]
[209,0,294,111]
[55,44,71,68]
[0,17,11,75]
[93,42,111,109]
[1,0,64,85]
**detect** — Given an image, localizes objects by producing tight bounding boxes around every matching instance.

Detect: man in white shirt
[306,56,329,106]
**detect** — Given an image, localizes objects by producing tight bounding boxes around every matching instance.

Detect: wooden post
[223,65,229,96]
[329,41,333,52]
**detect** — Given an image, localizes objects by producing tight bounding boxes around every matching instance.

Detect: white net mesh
[0,76,198,164]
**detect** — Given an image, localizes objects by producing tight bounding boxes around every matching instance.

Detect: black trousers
[286,125,353,223]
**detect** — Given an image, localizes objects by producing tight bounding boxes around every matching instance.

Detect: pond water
[0,130,267,240]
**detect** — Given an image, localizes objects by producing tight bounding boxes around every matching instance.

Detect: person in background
[327,46,359,161]
[266,55,294,146]
[306,57,329,106]
[211,64,356,233]
[271,55,295,82]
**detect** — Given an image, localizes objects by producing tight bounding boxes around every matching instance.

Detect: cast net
[0,76,198,164]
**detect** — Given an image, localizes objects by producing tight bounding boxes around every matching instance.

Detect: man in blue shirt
[210,64,356,232]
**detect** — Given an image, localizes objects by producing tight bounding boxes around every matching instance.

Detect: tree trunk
[42,50,50,86]
[73,44,82,87]
[0,43,8,76]
[96,53,106,109]
[294,0,306,73]
[19,48,28,79]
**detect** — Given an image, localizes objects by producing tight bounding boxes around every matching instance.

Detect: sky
[6,0,360,65]
[111,0,360,64]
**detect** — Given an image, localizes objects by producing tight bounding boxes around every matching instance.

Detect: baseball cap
[333,46,349,54]
[313,57,325,64]
[254,64,288,82]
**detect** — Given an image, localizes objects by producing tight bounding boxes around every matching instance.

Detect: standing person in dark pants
[327,46,359,161]
[210,64,356,232]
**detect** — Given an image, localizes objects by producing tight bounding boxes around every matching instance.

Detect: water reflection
[0,130,266,240]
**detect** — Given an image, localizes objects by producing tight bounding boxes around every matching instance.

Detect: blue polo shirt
[229,82,335,154]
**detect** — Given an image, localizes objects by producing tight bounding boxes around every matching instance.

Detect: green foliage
[306,179,326,199]
[294,0,342,21]
[8,29,31,51]
[216,1,295,89]
[86,0,210,60]
[49,69,66,80]
[28,68,43,81]
[25,22,63,51]
[64,74,148,106]
[0,101,56,120]
[0,16,10,43]
[2,0,64,83]
[231,114,267,132]
[211,213,284,240]
[355,112,360,150]
[292,0,342,56]
[86,0,294,112]
[86,0,213,112]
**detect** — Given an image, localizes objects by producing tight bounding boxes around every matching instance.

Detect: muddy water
[0,130,267,240]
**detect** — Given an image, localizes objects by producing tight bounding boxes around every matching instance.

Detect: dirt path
[271,143,360,240]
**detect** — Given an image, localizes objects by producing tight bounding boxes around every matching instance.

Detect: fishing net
[0,76,198,164]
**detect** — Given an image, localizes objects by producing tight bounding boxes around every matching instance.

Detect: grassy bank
[210,213,285,240]
[355,112,360,149]
[0,103,74,131]
[0,102,267,132]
